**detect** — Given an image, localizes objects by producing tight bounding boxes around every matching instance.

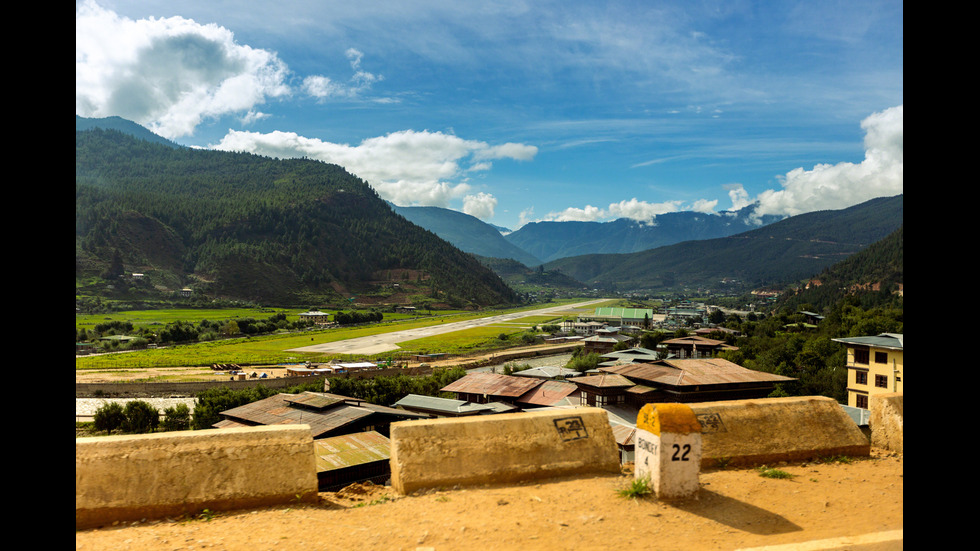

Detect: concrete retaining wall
[687,396,871,468]
[75,425,318,529]
[389,408,621,495]
[870,392,903,453]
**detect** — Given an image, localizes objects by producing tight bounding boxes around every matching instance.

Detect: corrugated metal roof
[516,380,579,406]
[393,394,494,415]
[570,373,635,388]
[216,392,426,438]
[440,372,543,398]
[832,333,903,350]
[610,423,636,447]
[594,307,654,319]
[314,431,391,472]
[512,366,582,379]
[600,358,794,387]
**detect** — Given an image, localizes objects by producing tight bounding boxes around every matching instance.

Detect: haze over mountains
[76,116,903,304]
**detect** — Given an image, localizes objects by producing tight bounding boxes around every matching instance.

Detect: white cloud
[212,128,535,214]
[302,48,385,101]
[75,0,290,139]
[542,198,684,224]
[752,105,903,218]
[462,192,498,219]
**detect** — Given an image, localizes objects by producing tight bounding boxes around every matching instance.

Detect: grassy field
[75,301,588,370]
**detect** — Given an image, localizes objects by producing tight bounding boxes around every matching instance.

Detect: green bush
[162,403,191,431]
[122,400,160,434]
[92,402,126,434]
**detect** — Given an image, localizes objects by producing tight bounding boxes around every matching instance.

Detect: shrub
[92,402,126,434]
[122,400,160,434]
[162,403,191,431]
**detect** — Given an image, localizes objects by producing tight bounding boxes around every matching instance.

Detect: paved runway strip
[286,299,608,356]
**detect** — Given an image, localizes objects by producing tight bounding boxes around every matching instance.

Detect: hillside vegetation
[75,128,518,309]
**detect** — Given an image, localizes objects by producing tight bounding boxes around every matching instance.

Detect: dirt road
[75,450,902,551]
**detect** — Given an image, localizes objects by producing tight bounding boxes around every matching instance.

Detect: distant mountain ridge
[544,195,904,293]
[390,204,543,267]
[504,207,784,263]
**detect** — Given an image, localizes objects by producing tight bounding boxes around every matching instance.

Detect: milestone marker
[635,403,702,499]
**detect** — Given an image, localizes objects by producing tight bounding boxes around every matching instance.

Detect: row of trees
[76,312,317,351]
[87,367,467,436]
[92,400,191,434]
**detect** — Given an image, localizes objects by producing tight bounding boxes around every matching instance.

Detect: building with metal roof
[439,372,545,404]
[832,333,903,409]
[660,335,738,359]
[392,394,498,417]
[598,358,795,403]
[213,391,428,439]
[515,380,579,408]
[314,431,392,491]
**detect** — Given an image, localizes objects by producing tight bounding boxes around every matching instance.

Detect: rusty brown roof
[600,358,794,387]
[570,373,635,389]
[440,372,543,398]
[661,335,726,347]
[516,380,579,406]
[610,424,636,447]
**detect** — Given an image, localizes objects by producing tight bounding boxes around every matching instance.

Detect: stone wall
[869,392,903,453]
[388,408,621,495]
[75,425,318,529]
[688,396,871,468]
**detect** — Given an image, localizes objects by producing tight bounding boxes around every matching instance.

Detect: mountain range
[75,123,517,308]
[76,116,903,304]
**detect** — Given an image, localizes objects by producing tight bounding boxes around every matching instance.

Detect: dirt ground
[75,449,902,551]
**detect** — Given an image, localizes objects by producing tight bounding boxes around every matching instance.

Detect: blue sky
[76,0,903,231]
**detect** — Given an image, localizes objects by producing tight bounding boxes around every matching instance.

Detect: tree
[93,402,126,434]
[162,403,191,431]
[123,400,160,434]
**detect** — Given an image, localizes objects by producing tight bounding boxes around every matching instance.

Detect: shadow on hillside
[671,489,803,535]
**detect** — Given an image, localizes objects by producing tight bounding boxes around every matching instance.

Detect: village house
[660,335,737,359]
[597,358,795,404]
[213,391,428,438]
[314,431,393,491]
[832,333,903,409]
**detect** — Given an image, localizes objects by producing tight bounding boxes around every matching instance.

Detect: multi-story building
[832,333,903,409]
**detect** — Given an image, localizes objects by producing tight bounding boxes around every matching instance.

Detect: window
[853,349,870,364]
[875,375,888,388]
[855,371,868,385]
[875,351,888,363]
[856,394,868,408]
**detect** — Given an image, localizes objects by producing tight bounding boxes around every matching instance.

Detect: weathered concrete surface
[76,426,318,529]
[870,392,903,453]
[389,408,621,495]
[688,396,870,468]
[635,403,703,499]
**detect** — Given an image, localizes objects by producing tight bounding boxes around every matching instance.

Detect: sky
[76,0,903,231]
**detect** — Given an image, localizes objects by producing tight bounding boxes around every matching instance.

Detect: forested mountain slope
[544,195,903,293]
[75,128,518,308]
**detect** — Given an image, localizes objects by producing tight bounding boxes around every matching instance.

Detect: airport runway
[286,299,608,356]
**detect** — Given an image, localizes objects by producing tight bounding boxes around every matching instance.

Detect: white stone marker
[634,403,702,499]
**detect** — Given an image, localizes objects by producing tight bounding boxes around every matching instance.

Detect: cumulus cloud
[212,128,536,216]
[752,105,903,218]
[75,0,290,139]
[463,192,498,219]
[541,198,684,224]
